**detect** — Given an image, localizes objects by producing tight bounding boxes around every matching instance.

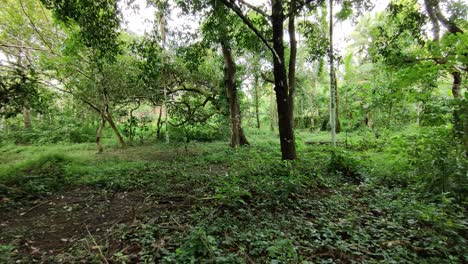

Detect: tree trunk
[157,5,170,143]
[272,0,296,160]
[221,41,249,147]
[128,102,140,143]
[270,89,275,131]
[288,1,297,129]
[254,75,261,129]
[156,105,163,139]
[463,100,468,156]
[23,106,32,130]
[333,71,341,133]
[328,0,337,146]
[424,0,440,41]
[452,71,464,138]
[364,108,373,128]
[96,116,106,153]
[104,112,126,147]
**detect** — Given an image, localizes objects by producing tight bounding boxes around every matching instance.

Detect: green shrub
[169,123,229,142]
[328,150,363,184]
[410,128,467,202]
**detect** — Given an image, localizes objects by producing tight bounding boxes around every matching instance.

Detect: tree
[39,0,128,149]
[152,0,171,143]
[328,0,337,145]
[0,0,60,129]
[422,0,467,152]
[221,40,250,146]
[217,0,314,160]
[371,0,467,152]
[200,4,252,147]
[0,65,50,124]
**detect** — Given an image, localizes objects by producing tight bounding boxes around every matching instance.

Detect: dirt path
[0,186,196,261]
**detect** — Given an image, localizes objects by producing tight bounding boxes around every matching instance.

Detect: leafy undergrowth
[0,130,466,263]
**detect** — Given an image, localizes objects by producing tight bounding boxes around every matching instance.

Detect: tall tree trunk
[157,3,170,143]
[311,67,318,130]
[23,106,32,130]
[288,0,297,129]
[254,74,261,129]
[96,116,106,153]
[156,105,163,139]
[221,41,249,147]
[103,111,126,147]
[272,0,296,160]
[451,72,466,154]
[333,71,341,133]
[128,102,140,143]
[424,0,440,41]
[270,89,275,131]
[328,0,337,146]
[463,100,468,156]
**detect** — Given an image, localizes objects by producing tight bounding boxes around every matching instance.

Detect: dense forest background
[0,0,467,263]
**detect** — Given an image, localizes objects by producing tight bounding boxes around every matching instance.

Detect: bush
[169,123,229,142]
[328,150,363,184]
[410,128,467,202]
[1,124,96,145]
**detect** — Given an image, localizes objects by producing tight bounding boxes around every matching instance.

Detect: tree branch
[19,0,54,51]
[0,42,51,52]
[237,0,269,18]
[433,4,463,34]
[216,0,282,63]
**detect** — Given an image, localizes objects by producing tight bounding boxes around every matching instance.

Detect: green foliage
[0,153,70,197]
[0,66,50,119]
[408,128,467,201]
[41,0,120,61]
[328,150,363,183]
[1,0,468,262]
[170,123,228,142]
[298,19,329,62]
[0,133,466,263]
[0,244,15,264]
[172,228,223,263]
[1,122,96,145]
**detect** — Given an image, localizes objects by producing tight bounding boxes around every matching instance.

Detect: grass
[0,127,466,263]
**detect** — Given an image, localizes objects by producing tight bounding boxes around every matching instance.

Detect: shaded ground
[0,187,198,260]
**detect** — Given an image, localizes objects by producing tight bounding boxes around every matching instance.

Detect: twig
[85,224,109,264]
[170,215,182,228]
[20,200,50,216]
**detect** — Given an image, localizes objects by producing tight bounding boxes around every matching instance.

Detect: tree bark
[96,116,106,153]
[288,1,297,129]
[22,106,32,130]
[128,102,140,143]
[463,99,468,156]
[333,71,341,133]
[254,74,261,129]
[221,41,249,147]
[452,71,463,138]
[103,111,126,147]
[424,0,440,41]
[328,0,337,146]
[156,105,163,139]
[270,89,275,131]
[272,0,296,160]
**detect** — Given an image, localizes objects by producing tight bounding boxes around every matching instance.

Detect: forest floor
[0,129,466,263]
